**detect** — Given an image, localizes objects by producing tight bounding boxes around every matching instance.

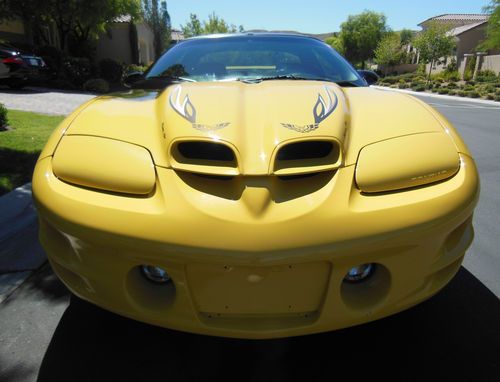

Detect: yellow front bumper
[33,155,479,339]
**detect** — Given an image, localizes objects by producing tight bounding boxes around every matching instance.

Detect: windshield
[145,35,365,86]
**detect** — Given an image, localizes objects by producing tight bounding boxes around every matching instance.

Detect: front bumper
[33,154,479,338]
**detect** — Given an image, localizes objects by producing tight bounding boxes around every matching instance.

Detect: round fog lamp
[141,265,171,283]
[344,263,375,283]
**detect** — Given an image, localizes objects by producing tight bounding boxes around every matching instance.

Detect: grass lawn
[0,110,64,196]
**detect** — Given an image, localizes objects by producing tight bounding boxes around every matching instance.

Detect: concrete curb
[372,86,500,107]
[0,183,47,303]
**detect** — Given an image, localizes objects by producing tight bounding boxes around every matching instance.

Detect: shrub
[438,88,450,94]
[0,103,8,127]
[83,78,110,93]
[433,78,444,84]
[442,70,460,82]
[495,95,500,102]
[62,57,92,87]
[447,82,457,88]
[476,70,497,83]
[398,82,409,89]
[467,91,480,98]
[463,85,474,91]
[467,80,476,86]
[486,93,495,100]
[99,59,123,83]
[124,64,148,74]
[448,90,457,96]
[383,76,398,84]
[413,84,426,92]
[457,90,466,97]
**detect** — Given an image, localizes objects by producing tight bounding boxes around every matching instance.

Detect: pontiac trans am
[33,34,479,338]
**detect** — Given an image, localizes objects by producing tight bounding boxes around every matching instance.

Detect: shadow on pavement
[37,267,499,382]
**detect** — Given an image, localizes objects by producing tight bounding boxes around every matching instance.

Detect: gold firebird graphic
[281,86,338,133]
[169,85,230,132]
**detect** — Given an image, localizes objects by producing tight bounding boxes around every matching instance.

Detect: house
[417,14,500,75]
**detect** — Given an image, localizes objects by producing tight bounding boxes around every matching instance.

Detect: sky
[167,0,487,34]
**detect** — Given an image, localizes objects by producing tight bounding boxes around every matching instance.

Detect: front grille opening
[277,141,334,161]
[177,141,235,162]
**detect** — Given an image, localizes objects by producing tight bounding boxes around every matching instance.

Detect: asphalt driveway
[0,88,499,382]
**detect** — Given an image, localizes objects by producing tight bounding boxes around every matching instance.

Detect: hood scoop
[272,139,342,176]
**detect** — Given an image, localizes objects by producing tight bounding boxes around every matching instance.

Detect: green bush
[62,57,92,87]
[447,82,458,88]
[476,70,497,83]
[124,64,148,74]
[467,91,480,98]
[496,95,500,102]
[467,80,476,86]
[486,93,495,100]
[383,76,398,84]
[83,78,110,94]
[457,90,466,97]
[442,70,460,82]
[448,90,457,96]
[398,82,409,89]
[99,58,123,83]
[463,85,474,91]
[438,88,450,94]
[413,84,426,92]
[0,103,8,127]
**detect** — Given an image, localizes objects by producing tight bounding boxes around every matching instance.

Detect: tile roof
[419,13,489,26]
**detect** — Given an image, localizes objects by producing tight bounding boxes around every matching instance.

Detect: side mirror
[123,71,144,87]
[357,70,379,85]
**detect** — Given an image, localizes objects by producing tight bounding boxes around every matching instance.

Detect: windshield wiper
[237,75,361,86]
[130,75,196,89]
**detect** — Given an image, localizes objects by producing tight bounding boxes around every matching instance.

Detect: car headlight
[52,135,156,195]
[355,133,460,193]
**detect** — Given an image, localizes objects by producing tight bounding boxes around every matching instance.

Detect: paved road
[413,93,500,296]
[0,90,499,381]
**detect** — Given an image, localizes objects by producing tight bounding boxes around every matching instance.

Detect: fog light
[344,263,375,283]
[141,265,171,283]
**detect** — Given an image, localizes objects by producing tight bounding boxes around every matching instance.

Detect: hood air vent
[171,140,239,176]
[274,139,341,176]
[177,141,235,162]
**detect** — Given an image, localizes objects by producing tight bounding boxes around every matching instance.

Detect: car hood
[66,81,450,172]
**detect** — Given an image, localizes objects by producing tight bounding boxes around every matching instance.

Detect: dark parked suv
[0,44,46,89]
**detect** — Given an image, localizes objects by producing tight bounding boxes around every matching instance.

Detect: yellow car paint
[33,81,480,339]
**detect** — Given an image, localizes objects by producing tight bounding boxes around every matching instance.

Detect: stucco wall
[95,23,132,64]
[481,55,500,74]
[135,23,155,64]
[456,24,486,58]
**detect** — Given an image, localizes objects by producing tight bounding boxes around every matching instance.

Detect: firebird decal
[169,85,230,131]
[281,86,338,133]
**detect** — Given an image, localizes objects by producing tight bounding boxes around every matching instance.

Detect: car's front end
[33,34,479,338]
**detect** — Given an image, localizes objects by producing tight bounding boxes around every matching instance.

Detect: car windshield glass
[145,35,365,86]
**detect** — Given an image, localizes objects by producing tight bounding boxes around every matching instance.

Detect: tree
[142,0,171,59]
[181,12,243,37]
[0,0,141,51]
[325,35,344,54]
[375,33,404,74]
[399,29,414,45]
[479,0,500,50]
[339,11,389,68]
[413,21,455,81]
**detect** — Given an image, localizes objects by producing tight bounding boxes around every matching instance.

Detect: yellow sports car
[33,33,479,339]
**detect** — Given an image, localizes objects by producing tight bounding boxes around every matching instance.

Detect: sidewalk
[0,183,46,303]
